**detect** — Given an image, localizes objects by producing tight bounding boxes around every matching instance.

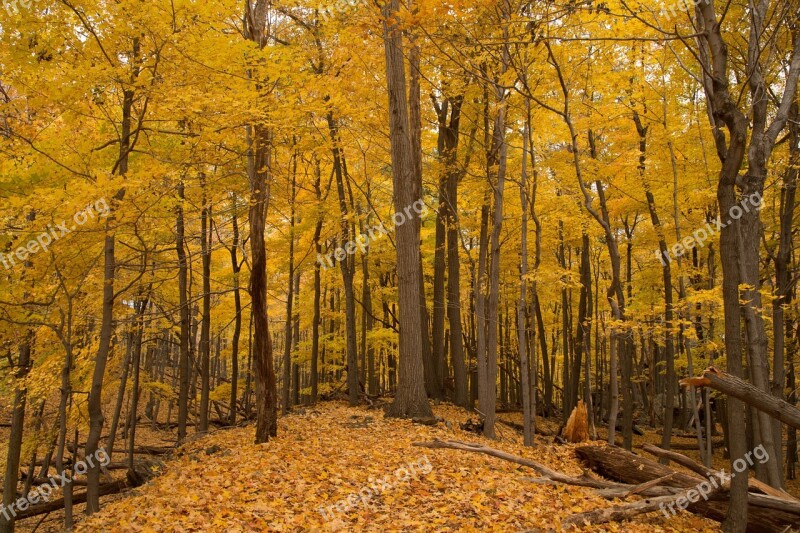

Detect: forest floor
[12,402,729,532]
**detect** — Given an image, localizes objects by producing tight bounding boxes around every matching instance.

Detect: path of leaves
[78,402,719,532]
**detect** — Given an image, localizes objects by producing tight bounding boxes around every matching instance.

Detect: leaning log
[681,367,800,430]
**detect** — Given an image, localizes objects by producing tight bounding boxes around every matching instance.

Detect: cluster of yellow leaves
[76,403,719,532]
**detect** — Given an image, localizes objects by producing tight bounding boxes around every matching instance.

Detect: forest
[1,0,800,531]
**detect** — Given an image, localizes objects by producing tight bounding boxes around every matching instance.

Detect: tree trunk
[244,0,278,444]
[382,0,432,419]
[282,162,297,414]
[517,102,533,446]
[327,112,359,407]
[0,337,32,533]
[229,199,243,425]
[176,181,191,441]
[199,175,211,433]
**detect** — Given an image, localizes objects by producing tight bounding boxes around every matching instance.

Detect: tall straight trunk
[773,102,798,483]
[327,112,359,407]
[475,181,491,423]
[779,104,799,480]
[127,297,148,469]
[245,0,278,444]
[0,337,32,533]
[485,4,511,438]
[199,175,211,433]
[475,76,493,430]
[558,221,571,420]
[282,162,297,414]
[518,103,533,446]
[229,199,243,425]
[292,272,300,406]
[85,79,135,512]
[362,252,376,395]
[176,181,191,440]
[580,235,596,439]
[634,111,677,458]
[534,293,551,416]
[438,96,469,408]
[382,0,432,419]
[311,166,323,403]
[248,120,277,442]
[573,235,591,422]
[106,334,133,461]
[530,156,549,419]
[432,167,447,400]
[56,308,75,529]
[404,5,438,401]
[446,185,467,407]
[485,101,508,438]
[85,218,118,514]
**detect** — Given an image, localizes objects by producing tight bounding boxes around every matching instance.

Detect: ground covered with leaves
[61,402,725,532]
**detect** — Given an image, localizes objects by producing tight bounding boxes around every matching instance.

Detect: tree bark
[382,0,432,419]
[244,0,278,444]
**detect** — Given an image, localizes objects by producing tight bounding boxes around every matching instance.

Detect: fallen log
[66,443,174,456]
[641,443,799,502]
[14,480,128,521]
[576,445,800,532]
[416,438,800,531]
[414,439,625,490]
[563,484,726,529]
[681,367,800,430]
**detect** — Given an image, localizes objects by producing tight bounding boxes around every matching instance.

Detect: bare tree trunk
[518,102,533,446]
[229,198,243,425]
[127,296,149,469]
[199,175,211,433]
[382,0,432,419]
[106,335,133,461]
[773,102,798,482]
[85,37,140,509]
[282,162,297,414]
[244,0,278,444]
[437,96,469,408]
[692,1,800,519]
[176,181,191,440]
[634,111,677,458]
[0,337,32,533]
[327,113,359,407]
[311,163,324,404]
[84,220,118,514]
